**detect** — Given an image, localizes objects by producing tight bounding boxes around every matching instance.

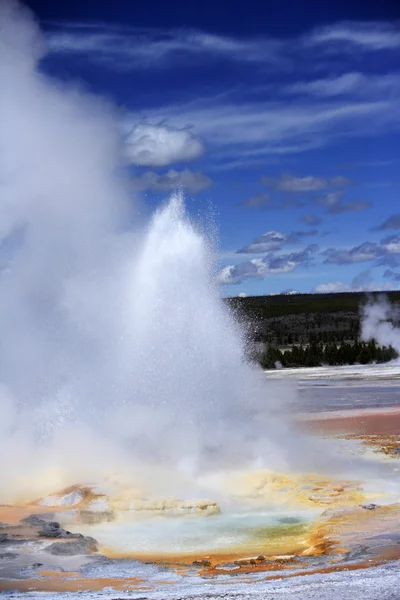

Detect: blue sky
[26,0,400,297]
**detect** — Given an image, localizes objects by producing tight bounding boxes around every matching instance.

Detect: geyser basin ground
[1,366,399,598]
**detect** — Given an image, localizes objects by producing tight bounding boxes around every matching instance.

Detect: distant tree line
[258,340,399,370]
[255,329,360,347]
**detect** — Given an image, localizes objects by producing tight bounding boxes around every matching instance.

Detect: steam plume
[0,1,304,503]
[361,296,400,358]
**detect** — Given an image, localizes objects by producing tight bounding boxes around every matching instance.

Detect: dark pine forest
[226,291,400,369]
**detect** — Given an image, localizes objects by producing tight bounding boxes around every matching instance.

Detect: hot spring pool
[66,509,316,557]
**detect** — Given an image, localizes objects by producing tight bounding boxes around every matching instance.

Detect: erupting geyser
[0,0,300,505]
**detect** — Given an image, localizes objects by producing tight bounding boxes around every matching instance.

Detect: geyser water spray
[0,1,304,503]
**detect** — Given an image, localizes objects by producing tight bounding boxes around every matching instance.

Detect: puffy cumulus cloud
[125,123,204,167]
[132,169,212,195]
[281,288,300,295]
[313,191,371,214]
[238,231,287,254]
[261,173,351,193]
[219,245,318,285]
[299,213,322,226]
[373,213,400,231]
[324,242,384,265]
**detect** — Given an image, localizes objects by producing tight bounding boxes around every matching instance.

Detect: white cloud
[287,73,364,97]
[313,280,399,293]
[313,270,392,294]
[238,229,319,254]
[219,245,318,285]
[381,234,400,254]
[286,72,400,98]
[125,123,204,167]
[45,21,400,71]
[312,282,352,293]
[127,95,398,167]
[46,26,284,69]
[132,169,212,194]
[44,21,400,168]
[314,191,371,214]
[307,22,400,51]
[238,231,287,254]
[324,236,400,266]
[314,191,344,207]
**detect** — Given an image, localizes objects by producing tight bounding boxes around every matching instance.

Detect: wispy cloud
[239,193,304,210]
[313,191,371,214]
[262,174,329,192]
[312,268,395,293]
[381,234,400,254]
[45,20,400,69]
[324,242,384,264]
[306,22,400,51]
[132,169,212,194]
[312,279,399,293]
[237,229,319,254]
[219,244,319,284]
[127,96,398,167]
[324,234,400,265]
[373,213,400,231]
[44,21,400,168]
[287,230,319,243]
[285,72,400,98]
[383,269,400,282]
[237,231,287,254]
[312,268,400,293]
[299,213,322,226]
[261,173,352,193]
[45,25,285,70]
[239,193,270,209]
